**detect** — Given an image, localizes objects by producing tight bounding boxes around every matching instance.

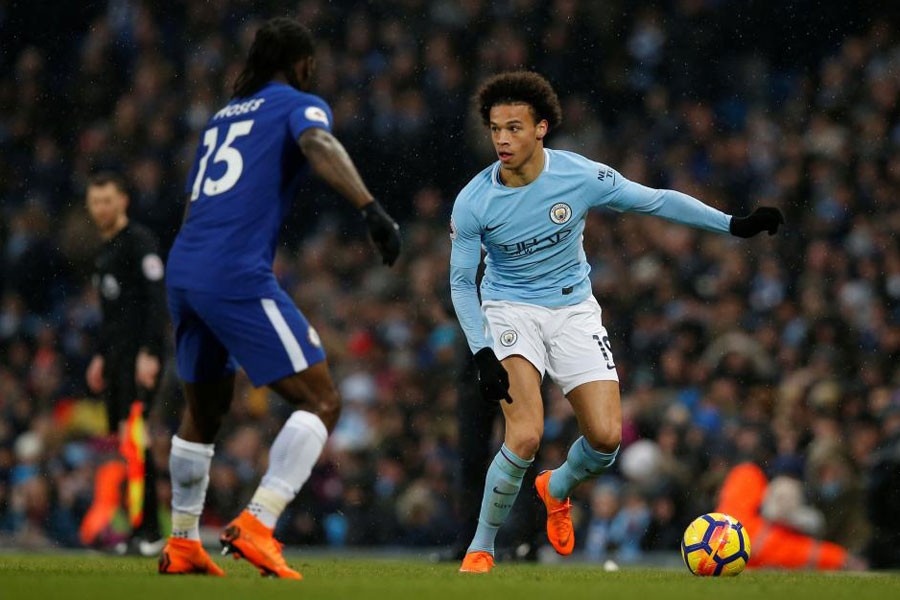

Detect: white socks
[169,435,214,540]
[168,411,328,537]
[247,411,328,529]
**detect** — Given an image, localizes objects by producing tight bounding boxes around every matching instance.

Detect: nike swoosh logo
[493,486,517,496]
[484,223,505,232]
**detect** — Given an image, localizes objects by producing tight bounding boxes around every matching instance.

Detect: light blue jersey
[449,148,732,353]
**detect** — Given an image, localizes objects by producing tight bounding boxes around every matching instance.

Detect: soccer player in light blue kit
[159,18,401,578]
[451,72,783,573]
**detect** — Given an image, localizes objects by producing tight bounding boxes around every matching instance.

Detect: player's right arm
[449,199,486,354]
[298,126,401,266]
[449,197,511,403]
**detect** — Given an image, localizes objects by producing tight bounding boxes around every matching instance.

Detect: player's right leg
[461,356,543,573]
[158,376,233,576]
[159,287,234,576]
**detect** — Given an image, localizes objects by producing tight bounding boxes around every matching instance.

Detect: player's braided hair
[475,71,563,129]
[233,17,315,98]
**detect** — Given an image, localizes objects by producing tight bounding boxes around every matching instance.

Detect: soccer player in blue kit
[450,72,783,573]
[158,18,401,578]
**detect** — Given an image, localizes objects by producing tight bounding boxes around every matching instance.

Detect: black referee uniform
[92,221,166,541]
[93,221,166,421]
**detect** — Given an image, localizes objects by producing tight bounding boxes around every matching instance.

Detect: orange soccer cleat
[158,537,225,576]
[459,551,495,573]
[220,510,302,579]
[535,470,575,555]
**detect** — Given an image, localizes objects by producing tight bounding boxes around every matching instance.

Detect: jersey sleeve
[288,94,334,139]
[586,162,732,234]
[133,230,167,358]
[449,196,489,354]
[449,196,482,269]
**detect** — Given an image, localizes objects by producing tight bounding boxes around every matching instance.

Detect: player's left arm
[591,166,783,237]
[133,230,166,389]
[292,98,400,266]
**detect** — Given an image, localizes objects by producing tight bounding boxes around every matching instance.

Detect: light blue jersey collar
[492,149,552,188]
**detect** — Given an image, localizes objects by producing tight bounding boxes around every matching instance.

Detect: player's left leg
[534,381,621,555]
[219,363,336,580]
[553,380,622,494]
[537,297,622,555]
[206,289,333,579]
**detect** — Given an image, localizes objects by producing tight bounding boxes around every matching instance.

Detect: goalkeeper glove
[729,206,785,238]
[361,200,401,266]
[474,347,512,404]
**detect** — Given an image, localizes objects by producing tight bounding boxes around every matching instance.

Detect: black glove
[474,347,512,404]
[361,200,401,266]
[729,206,785,238]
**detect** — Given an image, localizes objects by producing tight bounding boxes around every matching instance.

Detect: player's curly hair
[475,71,563,129]
[233,17,315,98]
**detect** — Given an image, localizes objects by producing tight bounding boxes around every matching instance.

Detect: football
[681,512,751,576]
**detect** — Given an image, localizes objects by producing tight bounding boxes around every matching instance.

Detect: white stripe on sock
[261,298,308,372]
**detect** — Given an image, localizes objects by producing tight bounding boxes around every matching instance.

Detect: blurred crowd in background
[1,0,899,566]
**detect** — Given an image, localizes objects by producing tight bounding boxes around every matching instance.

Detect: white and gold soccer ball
[681,512,751,576]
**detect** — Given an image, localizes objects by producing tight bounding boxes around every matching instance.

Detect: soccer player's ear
[536,120,548,141]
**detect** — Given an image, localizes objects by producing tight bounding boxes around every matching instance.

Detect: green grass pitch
[1,553,898,600]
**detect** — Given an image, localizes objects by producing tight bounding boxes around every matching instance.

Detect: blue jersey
[449,148,732,353]
[166,82,333,297]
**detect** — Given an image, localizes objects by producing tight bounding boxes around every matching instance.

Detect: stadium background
[1,0,898,566]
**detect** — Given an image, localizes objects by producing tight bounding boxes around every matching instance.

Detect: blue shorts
[167,287,326,387]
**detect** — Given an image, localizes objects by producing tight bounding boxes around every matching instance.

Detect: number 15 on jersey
[190,120,254,201]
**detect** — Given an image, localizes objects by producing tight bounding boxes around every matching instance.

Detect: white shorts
[482,296,619,395]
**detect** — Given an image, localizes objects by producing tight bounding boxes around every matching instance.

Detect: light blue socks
[467,444,533,555]
[548,436,619,500]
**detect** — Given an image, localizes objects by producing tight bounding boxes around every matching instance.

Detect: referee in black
[84,172,166,555]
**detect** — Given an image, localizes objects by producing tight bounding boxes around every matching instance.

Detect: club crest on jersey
[449,217,457,241]
[549,203,572,224]
[499,330,518,347]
